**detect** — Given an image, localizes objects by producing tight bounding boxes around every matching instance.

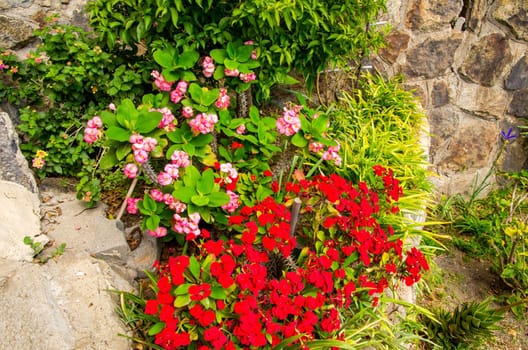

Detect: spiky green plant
[420,299,504,349]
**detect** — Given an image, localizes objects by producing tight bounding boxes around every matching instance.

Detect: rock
[431,80,449,107]
[0,14,36,49]
[458,33,512,87]
[405,0,462,31]
[507,89,528,118]
[0,180,41,262]
[379,30,410,64]
[430,107,498,170]
[0,112,39,193]
[505,55,528,90]
[125,228,160,279]
[0,0,31,9]
[492,0,528,42]
[0,254,132,350]
[404,37,462,78]
[455,82,509,119]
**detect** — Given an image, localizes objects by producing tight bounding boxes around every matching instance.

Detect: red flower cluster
[143,166,430,349]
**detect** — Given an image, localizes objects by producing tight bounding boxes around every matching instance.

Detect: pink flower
[215,88,230,109]
[143,137,158,152]
[276,106,302,136]
[220,163,238,180]
[147,226,168,238]
[175,81,188,95]
[151,70,172,91]
[32,157,45,169]
[173,213,201,238]
[170,90,183,104]
[201,56,215,78]
[236,124,246,135]
[189,113,218,135]
[126,198,140,214]
[87,116,103,128]
[150,189,164,202]
[156,107,175,130]
[170,150,190,168]
[182,106,194,118]
[322,144,342,166]
[309,141,324,153]
[224,68,239,77]
[239,72,256,83]
[133,149,149,164]
[108,103,116,111]
[222,190,240,213]
[124,163,138,179]
[157,171,174,186]
[129,134,143,145]
[164,164,180,179]
[83,127,100,144]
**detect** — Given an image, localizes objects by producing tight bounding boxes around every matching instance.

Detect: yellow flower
[35,150,48,158]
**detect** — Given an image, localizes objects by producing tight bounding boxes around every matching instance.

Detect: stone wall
[2,0,527,197]
[376,0,528,196]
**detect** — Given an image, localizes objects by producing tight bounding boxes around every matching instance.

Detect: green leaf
[142,194,158,213]
[148,322,165,336]
[135,110,163,133]
[167,129,184,143]
[145,215,160,230]
[208,192,230,207]
[183,165,200,187]
[115,143,131,160]
[291,132,308,147]
[153,48,175,69]
[191,133,213,147]
[173,283,191,295]
[106,126,131,142]
[201,89,219,106]
[172,186,196,203]
[189,256,200,278]
[116,99,138,128]
[210,286,227,299]
[188,83,203,104]
[197,169,215,194]
[99,151,118,169]
[236,45,254,62]
[224,58,239,70]
[210,48,226,63]
[174,294,190,308]
[100,110,116,127]
[312,114,329,134]
[191,195,210,206]
[177,50,199,69]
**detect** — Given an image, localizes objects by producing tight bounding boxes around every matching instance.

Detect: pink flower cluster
[126,198,140,214]
[129,134,158,167]
[189,113,218,135]
[170,80,188,104]
[123,163,139,179]
[147,227,168,238]
[173,212,201,238]
[215,88,230,110]
[151,70,172,91]
[309,141,324,153]
[154,107,176,131]
[236,124,246,135]
[239,72,256,83]
[222,190,240,213]
[224,68,239,77]
[219,163,238,184]
[84,116,103,144]
[155,150,191,186]
[276,105,302,136]
[150,189,187,213]
[322,144,342,166]
[201,56,215,78]
[244,40,258,60]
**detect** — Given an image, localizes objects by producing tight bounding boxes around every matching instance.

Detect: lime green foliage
[86,0,387,98]
[420,299,504,349]
[434,170,528,293]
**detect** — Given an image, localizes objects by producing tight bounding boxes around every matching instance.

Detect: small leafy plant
[23,236,67,264]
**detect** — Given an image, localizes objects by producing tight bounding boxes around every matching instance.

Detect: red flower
[145,299,159,315]
[203,240,224,256]
[263,169,273,177]
[231,141,243,150]
[228,215,245,225]
[189,283,212,301]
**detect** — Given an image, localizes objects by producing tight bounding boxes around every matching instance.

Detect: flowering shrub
[141,166,429,349]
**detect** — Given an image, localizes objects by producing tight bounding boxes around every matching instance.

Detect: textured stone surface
[379,30,410,64]
[405,0,462,31]
[405,37,462,78]
[508,89,528,118]
[456,82,509,118]
[492,0,528,42]
[0,112,38,193]
[430,107,497,170]
[0,14,36,49]
[0,0,31,9]
[0,180,41,262]
[458,33,512,86]
[505,55,528,90]
[431,80,449,107]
